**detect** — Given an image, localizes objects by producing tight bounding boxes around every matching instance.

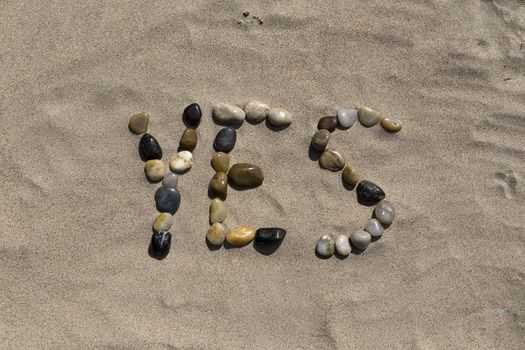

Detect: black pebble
[356,180,386,206]
[139,133,162,161]
[183,103,202,127]
[255,228,287,245]
[151,231,171,255]
[213,127,237,152]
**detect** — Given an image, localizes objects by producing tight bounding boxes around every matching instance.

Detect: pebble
[213,127,237,152]
[213,103,245,125]
[170,151,193,173]
[209,198,228,224]
[335,234,351,256]
[244,100,270,123]
[225,225,256,246]
[128,112,149,134]
[145,159,165,182]
[316,233,335,257]
[155,186,181,215]
[337,108,358,128]
[162,173,179,188]
[319,148,345,171]
[254,228,287,245]
[209,172,228,200]
[151,231,171,255]
[350,230,372,250]
[365,218,384,237]
[228,163,264,188]
[153,212,173,232]
[358,107,382,127]
[342,164,359,185]
[211,152,230,173]
[356,180,386,205]
[317,116,338,132]
[380,116,402,133]
[207,223,227,246]
[183,103,202,127]
[311,129,330,152]
[267,108,292,126]
[139,133,162,160]
[374,200,396,225]
[179,128,198,151]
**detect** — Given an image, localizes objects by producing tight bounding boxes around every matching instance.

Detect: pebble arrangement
[312,106,401,258]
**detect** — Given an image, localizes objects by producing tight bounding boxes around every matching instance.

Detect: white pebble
[335,234,351,256]
[365,219,384,237]
[337,108,357,128]
[268,108,292,126]
[170,151,193,173]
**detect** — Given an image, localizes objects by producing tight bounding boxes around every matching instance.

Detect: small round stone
[365,219,384,237]
[129,112,149,134]
[374,200,396,225]
[337,108,358,128]
[225,225,256,246]
[319,148,345,171]
[145,159,165,182]
[255,228,287,245]
[316,233,335,257]
[213,127,237,153]
[244,100,270,123]
[358,107,382,127]
[162,173,179,188]
[183,103,202,127]
[155,186,181,215]
[179,128,198,151]
[317,116,338,132]
[350,230,372,250]
[267,108,292,126]
[209,198,228,224]
[139,133,162,161]
[335,234,351,256]
[380,116,402,133]
[209,172,228,200]
[342,164,359,186]
[153,212,173,232]
[207,223,228,246]
[356,180,386,205]
[151,231,171,255]
[211,152,230,173]
[228,163,264,188]
[311,129,330,152]
[170,151,193,173]
[213,103,245,125]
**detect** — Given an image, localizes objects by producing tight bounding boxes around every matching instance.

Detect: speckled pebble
[244,100,270,123]
[170,151,193,173]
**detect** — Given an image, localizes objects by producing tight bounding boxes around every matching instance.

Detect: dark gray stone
[356,180,385,205]
[213,127,237,152]
[155,186,181,214]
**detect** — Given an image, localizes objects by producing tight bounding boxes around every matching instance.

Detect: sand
[1,1,524,349]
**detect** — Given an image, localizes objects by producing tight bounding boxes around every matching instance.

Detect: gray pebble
[365,219,384,237]
[162,173,179,188]
[375,200,396,225]
[213,103,245,125]
[350,230,372,250]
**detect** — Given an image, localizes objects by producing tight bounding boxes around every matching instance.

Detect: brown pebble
[128,112,149,134]
[317,116,338,132]
[380,116,402,133]
[211,152,230,173]
[179,128,198,150]
[342,164,359,185]
[319,148,345,171]
[209,172,228,200]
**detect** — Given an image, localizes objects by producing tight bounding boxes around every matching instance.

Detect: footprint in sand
[495,170,518,199]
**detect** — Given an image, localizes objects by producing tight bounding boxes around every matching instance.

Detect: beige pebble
[380,116,402,133]
[209,198,228,224]
[128,112,149,134]
[267,108,292,126]
[335,234,351,256]
[225,225,256,246]
[319,148,345,171]
[207,223,228,246]
[145,160,165,182]
[244,100,270,123]
[342,164,359,185]
[153,212,173,232]
[358,107,381,127]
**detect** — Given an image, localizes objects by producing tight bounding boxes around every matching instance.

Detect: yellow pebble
[225,225,256,246]
[153,212,173,232]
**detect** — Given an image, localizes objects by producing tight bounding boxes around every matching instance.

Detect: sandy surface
[1,1,524,349]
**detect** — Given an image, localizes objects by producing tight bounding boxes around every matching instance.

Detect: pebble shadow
[253,241,283,256]
[212,116,244,129]
[308,143,322,161]
[228,182,261,192]
[342,174,356,191]
[334,252,349,260]
[205,237,221,251]
[315,248,332,260]
[356,197,380,207]
[264,118,290,132]
[208,185,226,200]
[148,243,169,260]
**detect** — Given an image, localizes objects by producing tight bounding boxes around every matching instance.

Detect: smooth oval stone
[317,116,337,132]
[228,163,264,188]
[155,186,181,215]
[213,127,237,152]
[380,116,402,133]
[255,228,287,245]
[374,200,396,225]
[350,230,372,250]
[207,223,227,246]
[129,111,149,134]
[162,172,178,188]
[337,108,357,128]
[151,231,171,255]
[225,225,256,246]
[267,108,292,126]
[358,107,382,127]
[319,148,345,171]
[209,172,228,200]
[145,159,165,182]
[153,212,173,232]
[311,129,330,152]
[316,233,335,257]
[244,100,270,123]
[211,152,230,173]
[183,103,202,127]
[365,218,384,237]
[170,151,193,173]
[139,133,162,160]
[356,180,386,205]
[209,198,228,224]
[335,234,351,256]
[342,164,359,185]
[213,103,245,125]
[179,128,198,151]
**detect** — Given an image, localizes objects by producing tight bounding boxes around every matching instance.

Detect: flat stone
[151,231,171,255]
[213,103,245,125]
[162,173,178,188]
[179,128,198,151]
[311,129,330,152]
[139,133,162,160]
[225,225,256,246]
[207,223,227,246]
[209,172,228,200]
[267,108,292,126]
[317,116,337,132]
[183,103,202,127]
[153,212,173,232]
[335,234,351,256]
[365,218,384,237]
[228,163,264,188]
[211,152,230,173]
[170,151,193,173]
[374,200,396,225]
[350,230,372,250]
[358,107,382,127]
[254,228,287,245]
[342,164,359,185]
[316,233,335,257]
[356,180,385,205]
[145,159,165,182]
[244,100,270,123]
[129,112,149,134]
[209,198,228,224]
[155,186,181,215]
[319,148,345,171]
[337,108,357,128]
[380,116,402,133]
[213,127,237,152]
